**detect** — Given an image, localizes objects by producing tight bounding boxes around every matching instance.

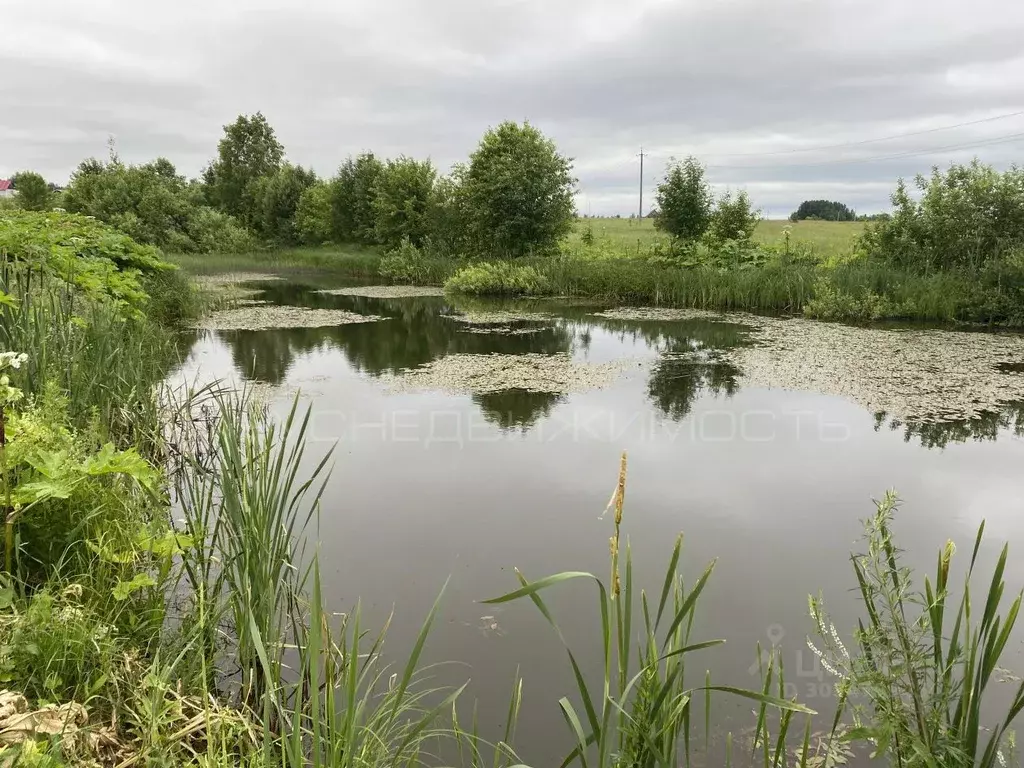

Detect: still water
[175,276,1024,765]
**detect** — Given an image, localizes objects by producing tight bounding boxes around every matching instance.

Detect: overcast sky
[4,0,1023,216]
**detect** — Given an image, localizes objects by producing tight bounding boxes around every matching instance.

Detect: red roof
[0,180,12,191]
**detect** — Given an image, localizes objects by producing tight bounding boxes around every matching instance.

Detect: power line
[705,131,1024,170]
[647,108,1024,160]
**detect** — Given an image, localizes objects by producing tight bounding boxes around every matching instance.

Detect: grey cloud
[3,0,1023,215]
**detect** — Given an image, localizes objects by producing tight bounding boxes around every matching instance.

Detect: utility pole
[637,146,648,222]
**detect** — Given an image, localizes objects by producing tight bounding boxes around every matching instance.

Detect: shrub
[709,189,760,243]
[62,156,256,253]
[459,121,576,258]
[809,492,1024,768]
[0,210,172,313]
[444,261,550,296]
[183,205,259,253]
[654,156,713,242]
[2,389,161,583]
[862,160,1024,273]
[140,267,204,326]
[802,278,912,322]
[424,174,471,257]
[10,172,53,211]
[0,589,122,703]
[379,238,433,284]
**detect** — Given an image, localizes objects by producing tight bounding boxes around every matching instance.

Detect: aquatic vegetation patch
[316,285,445,298]
[192,272,283,286]
[458,325,550,336]
[722,316,1024,423]
[384,353,641,395]
[193,306,385,331]
[591,307,740,322]
[448,309,554,325]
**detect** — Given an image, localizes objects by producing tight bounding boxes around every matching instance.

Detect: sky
[3,0,1024,217]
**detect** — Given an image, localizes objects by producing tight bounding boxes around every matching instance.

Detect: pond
[176,275,1024,766]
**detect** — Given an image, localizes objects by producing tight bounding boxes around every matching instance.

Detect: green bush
[10,172,54,212]
[0,589,122,703]
[654,156,713,243]
[708,189,760,243]
[802,278,913,322]
[62,156,256,253]
[183,205,259,253]
[444,260,550,296]
[0,210,174,313]
[3,388,161,583]
[379,238,439,284]
[862,160,1024,273]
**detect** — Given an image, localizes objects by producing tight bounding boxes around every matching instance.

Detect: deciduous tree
[460,121,576,258]
[202,112,284,221]
[654,157,713,242]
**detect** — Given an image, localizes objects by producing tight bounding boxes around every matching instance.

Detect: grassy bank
[169,243,383,277]
[176,241,1024,326]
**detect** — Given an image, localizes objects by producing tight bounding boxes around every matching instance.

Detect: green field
[570,217,867,258]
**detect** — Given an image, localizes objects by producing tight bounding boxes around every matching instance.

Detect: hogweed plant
[0,351,26,574]
[484,452,815,768]
[809,491,1024,768]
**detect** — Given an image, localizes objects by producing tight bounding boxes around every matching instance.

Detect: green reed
[484,452,814,768]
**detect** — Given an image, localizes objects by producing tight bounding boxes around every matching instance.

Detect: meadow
[569,217,867,259]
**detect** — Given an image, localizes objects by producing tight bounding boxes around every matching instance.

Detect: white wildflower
[830,623,850,660]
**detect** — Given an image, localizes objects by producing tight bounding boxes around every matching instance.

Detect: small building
[0,179,14,198]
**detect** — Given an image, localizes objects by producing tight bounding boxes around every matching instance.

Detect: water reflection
[198,281,1024,442]
[474,389,565,431]
[874,404,1024,448]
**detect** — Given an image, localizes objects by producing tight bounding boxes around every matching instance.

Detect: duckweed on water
[726,317,1024,423]
[458,326,550,336]
[384,353,641,395]
[194,306,385,331]
[316,285,446,298]
[591,307,731,322]
[449,310,554,325]
[193,272,283,286]
[595,306,1024,422]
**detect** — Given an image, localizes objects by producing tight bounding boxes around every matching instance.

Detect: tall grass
[0,260,186,452]
[176,391,473,766]
[810,492,1024,768]
[168,244,383,278]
